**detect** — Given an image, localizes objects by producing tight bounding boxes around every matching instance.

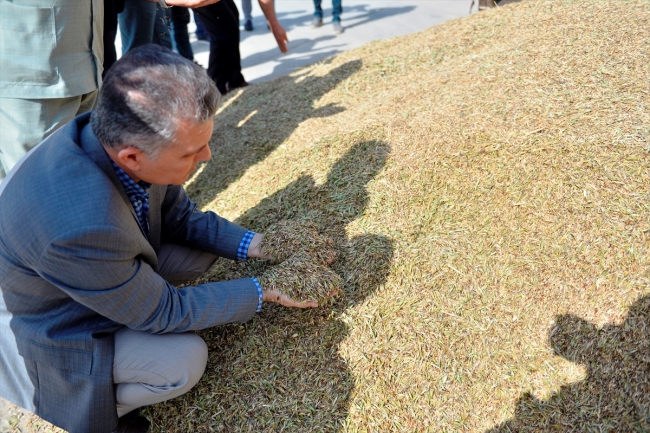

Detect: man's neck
[103,147,141,183]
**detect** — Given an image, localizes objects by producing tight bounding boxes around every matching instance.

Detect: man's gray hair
[91,44,220,158]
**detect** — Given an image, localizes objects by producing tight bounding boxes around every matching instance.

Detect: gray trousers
[114,244,217,417]
[241,0,253,21]
[0,91,98,182]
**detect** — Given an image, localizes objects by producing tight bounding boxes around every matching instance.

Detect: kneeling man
[0,45,316,433]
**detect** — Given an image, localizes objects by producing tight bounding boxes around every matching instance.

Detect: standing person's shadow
[486,295,650,432]
[185,59,362,209]
[149,140,393,431]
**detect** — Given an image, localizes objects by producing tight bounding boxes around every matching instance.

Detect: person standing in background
[0,0,103,183]
[241,0,254,31]
[104,0,126,77]
[0,0,218,185]
[118,0,158,55]
[194,0,288,95]
[152,3,173,47]
[311,0,344,34]
[171,8,196,60]
[152,5,196,62]
[193,9,210,40]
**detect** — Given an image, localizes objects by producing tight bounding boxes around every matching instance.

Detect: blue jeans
[118,0,157,55]
[313,0,342,22]
[152,5,172,49]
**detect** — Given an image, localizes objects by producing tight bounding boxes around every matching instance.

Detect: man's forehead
[172,119,214,151]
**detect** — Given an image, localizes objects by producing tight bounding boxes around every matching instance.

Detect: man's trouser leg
[313,0,323,19]
[171,8,195,61]
[195,0,244,94]
[332,0,342,22]
[241,0,253,22]
[0,91,98,183]
[114,244,217,417]
[118,0,157,55]
[152,5,173,49]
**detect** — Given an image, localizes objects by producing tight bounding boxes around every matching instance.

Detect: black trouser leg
[103,0,124,77]
[194,0,245,94]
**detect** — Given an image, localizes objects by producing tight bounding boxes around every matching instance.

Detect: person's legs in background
[103,0,124,78]
[194,0,246,95]
[241,0,254,31]
[152,4,173,49]
[118,0,157,55]
[312,0,323,27]
[312,0,343,33]
[0,92,97,183]
[331,0,344,33]
[193,10,210,41]
[171,8,195,60]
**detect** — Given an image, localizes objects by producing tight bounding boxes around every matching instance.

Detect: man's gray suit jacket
[0,113,260,432]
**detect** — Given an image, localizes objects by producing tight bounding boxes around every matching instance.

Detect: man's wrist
[237,230,256,260]
[251,277,263,312]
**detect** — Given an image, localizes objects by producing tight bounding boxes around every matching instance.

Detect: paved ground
[116,0,471,84]
[203,0,470,83]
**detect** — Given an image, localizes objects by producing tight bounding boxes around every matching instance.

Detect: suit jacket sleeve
[35,224,260,333]
[160,184,250,260]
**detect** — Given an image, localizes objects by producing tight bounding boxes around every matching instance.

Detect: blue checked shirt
[111,161,263,312]
[111,161,151,238]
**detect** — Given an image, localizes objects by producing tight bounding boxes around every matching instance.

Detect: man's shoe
[244,19,253,31]
[225,80,250,94]
[110,412,150,433]
[311,17,323,28]
[333,21,344,34]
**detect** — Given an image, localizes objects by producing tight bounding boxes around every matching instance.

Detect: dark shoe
[311,17,323,28]
[110,412,150,433]
[225,80,250,93]
[244,19,253,31]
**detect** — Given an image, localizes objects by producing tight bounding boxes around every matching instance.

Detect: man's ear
[116,146,146,172]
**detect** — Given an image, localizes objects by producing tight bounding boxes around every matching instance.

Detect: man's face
[137,119,214,185]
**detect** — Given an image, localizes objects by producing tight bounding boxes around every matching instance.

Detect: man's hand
[263,289,318,308]
[258,0,289,53]
[269,23,289,54]
[163,0,220,7]
[247,233,273,260]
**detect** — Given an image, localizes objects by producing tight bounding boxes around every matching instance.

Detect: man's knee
[180,334,208,391]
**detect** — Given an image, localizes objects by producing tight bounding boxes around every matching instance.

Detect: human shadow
[149,141,393,431]
[185,59,362,209]
[486,295,650,432]
[240,35,347,79]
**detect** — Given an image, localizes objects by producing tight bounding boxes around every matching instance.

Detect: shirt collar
[110,160,151,200]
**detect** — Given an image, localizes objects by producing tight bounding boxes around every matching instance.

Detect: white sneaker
[311,17,323,28]
[333,21,344,34]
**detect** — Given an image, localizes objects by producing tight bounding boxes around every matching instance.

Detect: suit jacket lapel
[147,185,164,256]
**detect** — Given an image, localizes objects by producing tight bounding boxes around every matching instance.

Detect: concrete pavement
[190,0,471,84]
